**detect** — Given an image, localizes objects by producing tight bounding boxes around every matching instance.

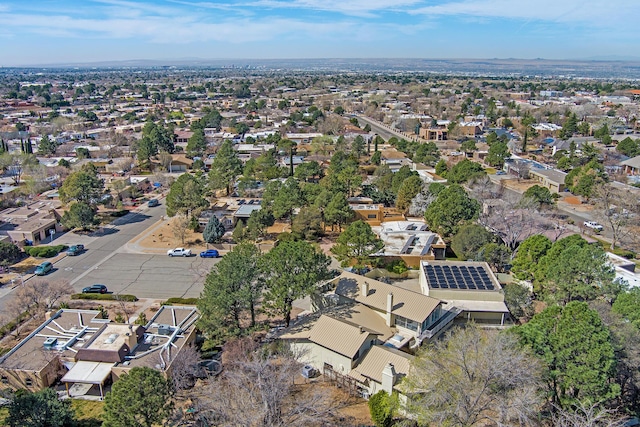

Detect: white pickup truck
[167,248,192,257]
[583,221,604,232]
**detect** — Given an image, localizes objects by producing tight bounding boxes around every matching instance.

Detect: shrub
[71,294,138,302]
[163,297,199,305]
[368,390,395,427]
[135,313,148,325]
[612,247,636,260]
[25,244,68,258]
[386,259,408,275]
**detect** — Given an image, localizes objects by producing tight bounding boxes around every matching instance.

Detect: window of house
[395,315,419,332]
[367,214,377,219]
[1,376,8,384]
[25,378,33,387]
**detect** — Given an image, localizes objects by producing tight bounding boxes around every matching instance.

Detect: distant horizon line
[3,56,640,69]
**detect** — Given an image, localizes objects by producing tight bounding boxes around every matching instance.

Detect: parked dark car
[66,244,85,256]
[34,261,53,276]
[148,198,159,207]
[82,284,108,294]
[199,249,220,258]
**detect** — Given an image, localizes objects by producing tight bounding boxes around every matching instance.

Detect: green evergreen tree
[331,220,384,267]
[203,215,225,245]
[7,388,75,427]
[103,367,174,427]
[516,302,619,408]
[260,240,330,326]
[209,140,243,195]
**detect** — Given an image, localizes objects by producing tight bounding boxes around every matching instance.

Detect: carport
[61,361,114,400]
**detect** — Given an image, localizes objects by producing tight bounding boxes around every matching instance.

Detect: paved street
[0,202,220,314]
[354,114,416,142]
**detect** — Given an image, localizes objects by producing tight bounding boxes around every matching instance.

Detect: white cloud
[0,11,360,44]
[410,0,639,27]
[169,0,423,17]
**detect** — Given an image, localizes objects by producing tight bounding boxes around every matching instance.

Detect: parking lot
[71,253,220,299]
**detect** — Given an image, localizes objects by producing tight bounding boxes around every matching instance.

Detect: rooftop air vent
[43,337,57,349]
[157,324,174,336]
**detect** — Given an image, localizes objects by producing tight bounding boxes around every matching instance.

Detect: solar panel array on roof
[424,265,495,290]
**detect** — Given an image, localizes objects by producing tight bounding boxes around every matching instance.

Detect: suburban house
[167,154,193,173]
[348,345,413,398]
[280,270,475,397]
[620,155,640,176]
[458,121,483,137]
[528,168,567,193]
[350,203,405,226]
[174,130,194,146]
[232,203,262,225]
[311,272,454,350]
[198,208,234,230]
[0,200,64,245]
[371,221,446,267]
[419,127,448,141]
[0,306,199,399]
[285,132,323,144]
[419,261,510,326]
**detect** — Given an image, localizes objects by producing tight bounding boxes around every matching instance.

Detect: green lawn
[72,399,104,426]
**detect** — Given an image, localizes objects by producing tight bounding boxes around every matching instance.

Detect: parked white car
[583,221,603,232]
[167,248,192,257]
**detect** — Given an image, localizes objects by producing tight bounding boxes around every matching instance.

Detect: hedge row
[25,245,68,258]
[162,297,199,305]
[71,294,138,302]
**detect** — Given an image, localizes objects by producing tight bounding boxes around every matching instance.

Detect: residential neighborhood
[0,64,640,426]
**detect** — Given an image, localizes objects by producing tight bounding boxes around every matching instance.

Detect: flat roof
[443,300,509,313]
[423,263,496,291]
[61,361,114,385]
[85,324,137,351]
[421,261,502,291]
[234,204,262,217]
[120,305,199,370]
[529,168,567,184]
[0,309,106,371]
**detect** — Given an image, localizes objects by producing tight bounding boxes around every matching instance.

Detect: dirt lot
[135,217,298,252]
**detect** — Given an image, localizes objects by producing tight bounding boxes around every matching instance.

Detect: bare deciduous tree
[408,188,437,217]
[165,344,203,392]
[551,403,627,427]
[171,215,190,245]
[478,191,547,251]
[113,294,136,324]
[198,343,340,427]
[592,184,640,250]
[8,279,73,335]
[404,325,542,427]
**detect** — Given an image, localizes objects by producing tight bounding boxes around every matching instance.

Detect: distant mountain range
[4,58,640,79]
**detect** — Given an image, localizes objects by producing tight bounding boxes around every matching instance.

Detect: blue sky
[0,0,638,66]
